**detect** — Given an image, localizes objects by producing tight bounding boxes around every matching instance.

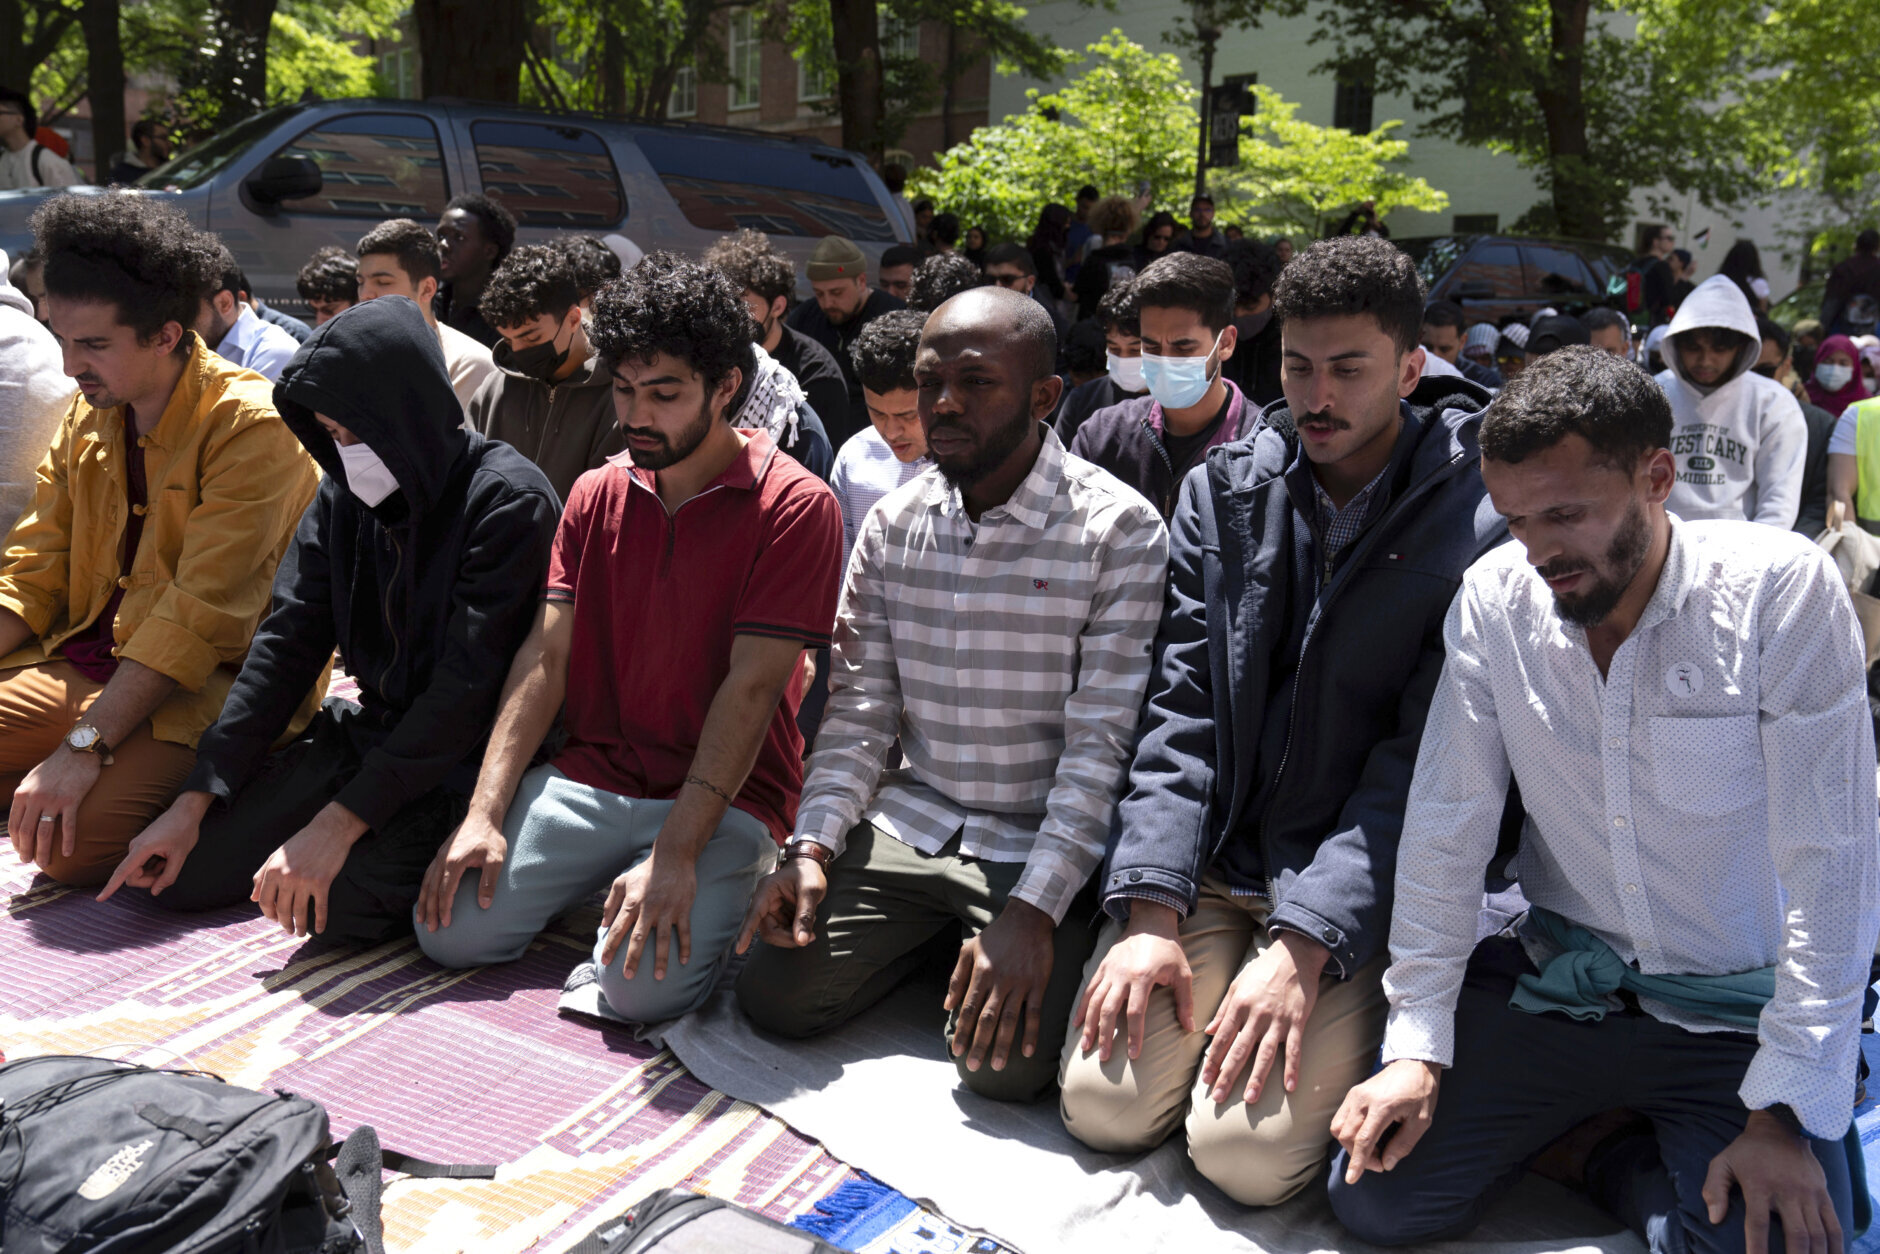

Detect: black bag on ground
[0,1055,495,1254]
[569,1188,841,1254]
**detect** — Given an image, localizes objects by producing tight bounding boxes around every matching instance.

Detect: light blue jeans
[415,765,776,1023]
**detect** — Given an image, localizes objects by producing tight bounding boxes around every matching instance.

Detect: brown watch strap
[784,840,832,866]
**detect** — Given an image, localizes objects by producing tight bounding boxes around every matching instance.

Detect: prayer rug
[0,849,857,1253]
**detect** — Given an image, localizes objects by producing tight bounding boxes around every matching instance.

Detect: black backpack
[568,1189,841,1254]
[0,1055,494,1254]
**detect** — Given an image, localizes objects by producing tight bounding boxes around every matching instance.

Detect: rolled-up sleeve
[1380,578,1513,1069]
[1013,501,1170,923]
[119,413,318,691]
[1742,548,1880,1139]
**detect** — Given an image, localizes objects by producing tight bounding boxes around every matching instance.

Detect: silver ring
[36,816,53,823]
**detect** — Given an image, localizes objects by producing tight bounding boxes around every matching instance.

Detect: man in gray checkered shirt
[735,286,1170,1102]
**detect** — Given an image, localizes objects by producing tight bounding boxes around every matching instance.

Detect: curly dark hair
[702,228,795,306]
[480,243,582,331]
[1135,253,1235,333]
[1273,236,1424,354]
[1096,275,1139,337]
[32,191,221,344]
[356,218,441,283]
[850,309,926,395]
[296,246,359,304]
[556,235,622,300]
[444,193,517,263]
[908,252,984,314]
[588,251,754,402]
[1065,317,1107,377]
[1480,345,1671,470]
[1224,238,1280,309]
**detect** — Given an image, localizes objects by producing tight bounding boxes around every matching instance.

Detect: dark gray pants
[1327,938,1855,1254]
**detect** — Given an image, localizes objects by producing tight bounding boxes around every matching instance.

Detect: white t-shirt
[438,321,499,422]
[0,143,79,191]
[1829,403,1865,457]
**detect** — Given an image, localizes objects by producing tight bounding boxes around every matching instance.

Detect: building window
[798,45,833,102]
[1453,213,1499,234]
[1332,73,1374,133]
[669,65,697,117]
[729,10,761,110]
[880,13,918,61]
[377,46,418,99]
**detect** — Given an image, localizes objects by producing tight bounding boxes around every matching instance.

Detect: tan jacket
[0,337,324,747]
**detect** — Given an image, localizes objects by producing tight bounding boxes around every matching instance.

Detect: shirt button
[1625,883,1639,893]
[1608,737,1622,748]
[131,504,146,516]
[116,576,130,589]
[1128,870,1143,883]
[1613,816,1627,828]
[1321,927,1339,944]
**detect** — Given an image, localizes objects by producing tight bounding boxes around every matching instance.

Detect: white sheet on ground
[647,975,1646,1254]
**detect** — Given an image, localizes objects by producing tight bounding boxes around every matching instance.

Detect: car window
[1522,245,1596,299]
[633,131,896,241]
[1444,242,1525,300]
[472,121,625,228]
[138,108,290,191]
[268,113,449,218]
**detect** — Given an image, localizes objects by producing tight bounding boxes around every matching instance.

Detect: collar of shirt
[615,427,779,497]
[922,421,1063,533]
[216,304,269,364]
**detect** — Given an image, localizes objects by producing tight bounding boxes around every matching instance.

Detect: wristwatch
[64,722,114,765]
[784,840,832,866]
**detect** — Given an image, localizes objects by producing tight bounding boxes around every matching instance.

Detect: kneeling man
[1057,236,1502,1204]
[416,255,843,1024]
[100,297,561,940]
[735,287,1169,1102]
[1330,346,1874,1254]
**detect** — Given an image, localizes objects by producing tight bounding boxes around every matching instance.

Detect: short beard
[931,407,1034,491]
[627,393,717,470]
[1544,496,1652,627]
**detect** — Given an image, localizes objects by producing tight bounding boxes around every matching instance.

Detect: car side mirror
[242,155,322,208]
[1455,281,1495,300]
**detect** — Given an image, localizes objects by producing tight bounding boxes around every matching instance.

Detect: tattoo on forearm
[684,774,734,804]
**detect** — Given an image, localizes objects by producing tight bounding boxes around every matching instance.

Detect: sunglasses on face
[1150,232,1173,244]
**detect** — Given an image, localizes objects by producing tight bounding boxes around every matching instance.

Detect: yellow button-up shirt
[0,337,323,748]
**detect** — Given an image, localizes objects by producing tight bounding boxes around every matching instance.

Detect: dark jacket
[1100,375,1504,977]
[1069,379,1259,521]
[1055,376,1144,448]
[1794,396,1837,537]
[772,324,853,451]
[186,296,561,830]
[786,287,906,429]
[1224,313,1283,408]
[466,346,626,503]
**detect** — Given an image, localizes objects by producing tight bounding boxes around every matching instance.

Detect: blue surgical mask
[1140,331,1222,410]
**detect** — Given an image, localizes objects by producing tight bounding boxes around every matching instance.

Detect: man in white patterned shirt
[735,286,1169,1102]
[1329,347,1876,1254]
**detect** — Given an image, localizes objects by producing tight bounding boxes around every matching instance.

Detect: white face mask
[337,441,399,507]
[1106,351,1146,394]
[1815,362,1854,393]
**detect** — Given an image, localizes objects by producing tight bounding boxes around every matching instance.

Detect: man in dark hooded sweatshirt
[99,297,562,942]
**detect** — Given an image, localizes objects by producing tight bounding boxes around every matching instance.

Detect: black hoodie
[184,297,561,830]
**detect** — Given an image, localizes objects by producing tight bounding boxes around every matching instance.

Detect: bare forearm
[467,618,568,825]
[663,648,801,860]
[83,660,179,747]
[1828,454,1857,520]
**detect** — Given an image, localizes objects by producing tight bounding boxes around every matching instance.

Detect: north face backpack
[0,1055,494,1254]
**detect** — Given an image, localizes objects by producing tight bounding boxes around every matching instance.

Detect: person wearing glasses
[0,89,78,190]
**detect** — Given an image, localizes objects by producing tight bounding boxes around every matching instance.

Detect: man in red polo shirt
[414,253,843,1024]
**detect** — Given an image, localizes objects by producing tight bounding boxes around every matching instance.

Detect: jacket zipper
[1143,415,1179,518]
[1250,447,1470,911]
[533,384,560,466]
[378,531,403,695]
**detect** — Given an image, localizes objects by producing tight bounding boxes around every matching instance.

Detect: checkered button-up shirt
[796,426,1171,922]
[1312,464,1389,577]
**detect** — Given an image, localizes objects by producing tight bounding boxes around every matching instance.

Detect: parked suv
[0,98,910,317]
[1396,234,1637,324]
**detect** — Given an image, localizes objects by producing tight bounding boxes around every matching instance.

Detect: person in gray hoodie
[0,249,68,533]
[467,243,624,502]
[1655,274,1807,528]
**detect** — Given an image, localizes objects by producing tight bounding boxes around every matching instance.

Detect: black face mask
[1235,309,1274,340]
[508,320,573,384]
[1751,363,1777,378]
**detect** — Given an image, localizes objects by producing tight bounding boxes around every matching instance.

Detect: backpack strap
[333,1125,499,1254]
[29,143,43,186]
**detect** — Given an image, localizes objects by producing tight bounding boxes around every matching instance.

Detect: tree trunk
[1534,0,1600,238]
[600,19,627,115]
[0,0,79,105]
[413,0,528,102]
[209,0,277,125]
[828,0,883,159]
[940,22,956,149]
[81,0,123,182]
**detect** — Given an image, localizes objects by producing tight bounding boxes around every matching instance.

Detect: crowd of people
[0,184,1874,1254]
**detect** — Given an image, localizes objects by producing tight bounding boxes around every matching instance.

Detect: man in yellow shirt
[0,193,320,884]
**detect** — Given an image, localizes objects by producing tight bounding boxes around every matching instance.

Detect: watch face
[68,726,99,750]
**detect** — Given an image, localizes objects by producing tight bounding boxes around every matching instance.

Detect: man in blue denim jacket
[1057,237,1506,1207]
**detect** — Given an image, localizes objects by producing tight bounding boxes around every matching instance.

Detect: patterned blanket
[0,850,853,1253]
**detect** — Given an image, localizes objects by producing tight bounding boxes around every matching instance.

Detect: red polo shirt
[545,430,842,844]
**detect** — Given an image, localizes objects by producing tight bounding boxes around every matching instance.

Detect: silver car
[0,98,910,314]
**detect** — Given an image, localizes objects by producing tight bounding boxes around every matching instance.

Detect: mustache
[1535,559,1591,581]
[1296,412,1349,430]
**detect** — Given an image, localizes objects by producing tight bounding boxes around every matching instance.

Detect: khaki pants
[0,660,197,885]
[1058,877,1387,1206]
